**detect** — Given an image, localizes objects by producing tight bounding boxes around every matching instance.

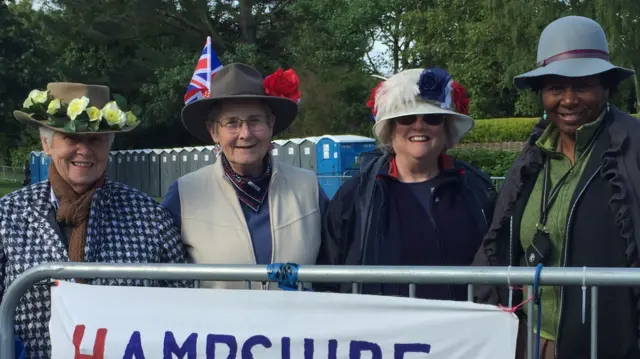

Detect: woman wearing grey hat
[473,16,640,359]
[162,63,329,289]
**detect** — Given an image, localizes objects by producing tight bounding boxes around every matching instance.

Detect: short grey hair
[39,127,116,151]
[377,115,459,153]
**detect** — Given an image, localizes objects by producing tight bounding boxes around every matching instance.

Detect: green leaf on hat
[47,115,67,127]
[88,120,100,132]
[64,120,76,132]
[112,94,127,108]
[75,118,89,132]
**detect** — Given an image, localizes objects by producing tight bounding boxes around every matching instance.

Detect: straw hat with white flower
[13,82,140,134]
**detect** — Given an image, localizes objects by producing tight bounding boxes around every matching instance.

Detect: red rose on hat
[451,81,470,115]
[366,82,383,116]
[264,68,301,103]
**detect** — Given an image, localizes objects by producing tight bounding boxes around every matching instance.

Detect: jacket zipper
[429,183,454,299]
[555,165,601,357]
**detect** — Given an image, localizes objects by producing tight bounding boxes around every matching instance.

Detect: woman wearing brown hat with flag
[0,82,191,358]
[473,16,640,359]
[162,63,329,289]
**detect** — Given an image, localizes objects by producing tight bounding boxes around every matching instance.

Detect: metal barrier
[2,263,639,359]
[0,166,21,183]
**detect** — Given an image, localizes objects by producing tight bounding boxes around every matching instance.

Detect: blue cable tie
[533,263,543,359]
[267,262,310,291]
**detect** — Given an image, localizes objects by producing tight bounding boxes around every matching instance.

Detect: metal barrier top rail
[2,263,640,358]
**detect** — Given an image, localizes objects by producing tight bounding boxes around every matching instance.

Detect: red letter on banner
[73,324,108,359]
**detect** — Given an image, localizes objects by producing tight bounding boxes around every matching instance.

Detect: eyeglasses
[217,116,270,133]
[395,114,446,126]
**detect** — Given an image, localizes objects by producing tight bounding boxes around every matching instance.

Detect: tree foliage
[1,0,639,164]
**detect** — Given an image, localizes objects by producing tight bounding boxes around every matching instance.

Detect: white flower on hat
[47,99,61,115]
[101,101,125,128]
[28,89,48,104]
[67,96,90,121]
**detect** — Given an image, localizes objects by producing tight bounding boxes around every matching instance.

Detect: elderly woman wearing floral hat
[317,67,496,299]
[162,63,329,289]
[473,16,640,359]
[0,83,191,358]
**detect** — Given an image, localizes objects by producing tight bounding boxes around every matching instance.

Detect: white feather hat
[370,68,474,144]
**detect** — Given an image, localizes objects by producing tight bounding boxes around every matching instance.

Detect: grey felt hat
[181,63,298,143]
[514,16,634,90]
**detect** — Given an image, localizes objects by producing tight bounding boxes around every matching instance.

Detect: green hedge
[464,114,640,144]
[461,117,539,143]
[449,148,518,177]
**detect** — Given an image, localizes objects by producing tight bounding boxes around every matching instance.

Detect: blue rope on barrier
[267,263,310,291]
[533,263,543,359]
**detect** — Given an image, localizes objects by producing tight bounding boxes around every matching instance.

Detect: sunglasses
[395,114,445,126]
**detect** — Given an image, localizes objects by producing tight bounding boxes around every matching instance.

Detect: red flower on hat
[451,81,470,115]
[264,68,301,103]
[366,82,384,116]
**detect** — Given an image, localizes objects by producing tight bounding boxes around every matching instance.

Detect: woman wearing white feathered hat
[317,67,496,299]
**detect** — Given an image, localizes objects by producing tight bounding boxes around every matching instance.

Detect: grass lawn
[0,181,21,198]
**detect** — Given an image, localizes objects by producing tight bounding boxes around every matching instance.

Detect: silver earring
[543,111,548,120]
[606,102,611,112]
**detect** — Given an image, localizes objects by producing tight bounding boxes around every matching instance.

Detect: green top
[519,112,604,341]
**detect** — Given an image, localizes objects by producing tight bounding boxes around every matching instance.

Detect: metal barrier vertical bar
[351,283,359,294]
[244,281,251,289]
[527,285,534,359]
[590,286,598,359]
[409,284,416,298]
[467,284,473,301]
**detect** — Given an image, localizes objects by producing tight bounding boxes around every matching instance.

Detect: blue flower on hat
[418,68,452,104]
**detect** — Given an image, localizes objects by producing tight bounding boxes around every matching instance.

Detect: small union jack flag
[184,36,223,105]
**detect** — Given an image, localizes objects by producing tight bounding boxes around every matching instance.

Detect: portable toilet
[280,139,298,167]
[107,151,117,181]
[39,153,51,182]
[188,146,208,173]
[130,150,148,193]
[271,139,286,161]
[175,147,192,176]
[123,150,138,188]
[29,151,41,183]
[160,149,181,195]
[148,149,162,198]
[299,137,318,173]
[115,150,128,185]
[201,146,217,166]
[315,135,376,198]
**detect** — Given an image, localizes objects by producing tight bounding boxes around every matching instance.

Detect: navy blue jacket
[317,149,496,297]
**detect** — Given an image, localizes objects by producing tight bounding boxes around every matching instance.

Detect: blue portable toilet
[39,153,52,182]
[315,135,376,198]
[29,151,41,183]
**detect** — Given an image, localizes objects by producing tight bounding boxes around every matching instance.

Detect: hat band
[536,49,610,68]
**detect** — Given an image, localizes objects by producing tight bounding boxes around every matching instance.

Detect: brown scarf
[48,163,106,266]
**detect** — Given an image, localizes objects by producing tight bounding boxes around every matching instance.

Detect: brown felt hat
[181,63,298,143]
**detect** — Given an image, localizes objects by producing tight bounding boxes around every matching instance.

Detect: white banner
[50,281,518,359]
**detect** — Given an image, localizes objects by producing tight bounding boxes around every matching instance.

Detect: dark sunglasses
[395,114,445,126]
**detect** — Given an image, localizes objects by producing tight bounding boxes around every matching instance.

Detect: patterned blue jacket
[0,181,191,358]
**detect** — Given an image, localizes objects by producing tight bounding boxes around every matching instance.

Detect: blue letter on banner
[394,343,431,358]
[122,331,145,359]
[163,332,197,359]
[206,334,238,359]
[349,341,382,359]
[241,335,272,359]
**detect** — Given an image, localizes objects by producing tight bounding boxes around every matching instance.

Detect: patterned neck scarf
[221,153,272,212]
